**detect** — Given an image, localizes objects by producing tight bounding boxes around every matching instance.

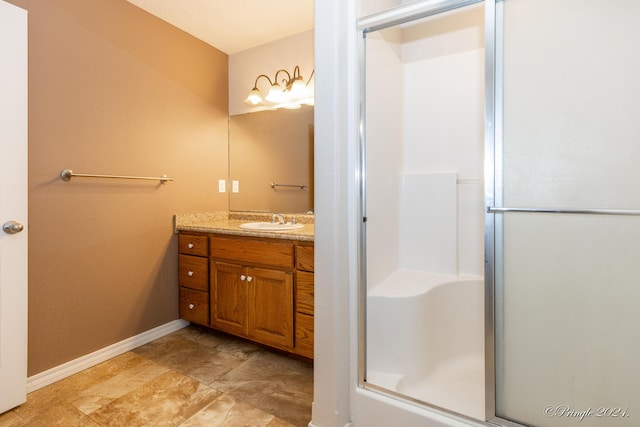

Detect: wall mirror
[228,106,314,214]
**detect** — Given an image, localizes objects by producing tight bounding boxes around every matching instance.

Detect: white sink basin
[239,222,304,231]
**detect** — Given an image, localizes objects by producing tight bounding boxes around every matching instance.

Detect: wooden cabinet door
[211,261,247,336]
[247,267,293,350]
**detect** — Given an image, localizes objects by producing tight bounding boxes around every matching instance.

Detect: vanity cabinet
[294,244,314,358]
[178,234,209,325]
[210,235,294,351]
[177,231,313,358]
[211,261,293,350]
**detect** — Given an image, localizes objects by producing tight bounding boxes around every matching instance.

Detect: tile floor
[0,325,313,427]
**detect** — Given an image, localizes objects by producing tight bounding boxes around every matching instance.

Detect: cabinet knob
[188,271,194,277]
[240,275,246,281]
[189,303,195,309]
[247,276,253,282]
[188,243,194,249]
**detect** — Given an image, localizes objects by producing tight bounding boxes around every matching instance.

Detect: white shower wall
[401,47,484,276]
[364,29,403,289]
[399,172,458,275]
[366,4,485,286]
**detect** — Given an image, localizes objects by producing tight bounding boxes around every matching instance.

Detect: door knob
[3,221,24,234]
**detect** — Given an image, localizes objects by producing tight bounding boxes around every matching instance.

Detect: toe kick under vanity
[174,212,314,359]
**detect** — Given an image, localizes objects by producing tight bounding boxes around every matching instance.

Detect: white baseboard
[308,421,353,427]
[26,319,189,393]
[308,423,353,427]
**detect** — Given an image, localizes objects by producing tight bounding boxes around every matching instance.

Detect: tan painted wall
[6,0,229,375]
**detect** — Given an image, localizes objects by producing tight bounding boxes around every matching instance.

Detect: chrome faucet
[271,213,285,224]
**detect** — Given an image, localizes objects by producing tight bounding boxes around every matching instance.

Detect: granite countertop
[174,212,314,242]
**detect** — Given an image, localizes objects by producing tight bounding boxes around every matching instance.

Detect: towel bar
[60,169,173,184]
[270,181,307,190]
[487,207,640,216]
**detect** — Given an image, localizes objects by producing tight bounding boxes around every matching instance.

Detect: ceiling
[126,0,314,55]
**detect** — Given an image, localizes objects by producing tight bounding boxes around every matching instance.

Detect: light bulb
[265,84,286,103]
[244,88,262,105]
[290,79,307,99]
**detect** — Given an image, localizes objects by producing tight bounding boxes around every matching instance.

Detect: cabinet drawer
[179,234,208,256]
[210,235,294,269]
[178,254,208,291]
[295,312,314,359]
[179,287,209,325]
[296,245,314,272]
[296,271,314,315]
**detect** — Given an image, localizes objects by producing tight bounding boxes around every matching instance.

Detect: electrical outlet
[232,180,239,193]
[218,179,226,193]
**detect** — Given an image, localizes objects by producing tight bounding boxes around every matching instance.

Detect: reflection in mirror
[229,106,314,214]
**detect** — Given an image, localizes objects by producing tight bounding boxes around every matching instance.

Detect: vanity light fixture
[243,66,314,110]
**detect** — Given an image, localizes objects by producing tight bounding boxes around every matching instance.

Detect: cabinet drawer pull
[240,275,246,281]
[247,276,253,282]
[188,270,194,277]
[188,243,194,249]
[188,303,195,309]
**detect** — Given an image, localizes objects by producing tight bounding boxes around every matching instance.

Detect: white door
[0,0,28,414]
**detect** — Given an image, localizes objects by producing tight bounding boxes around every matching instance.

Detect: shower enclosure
[358,0,640,426]
[359,0,486,421]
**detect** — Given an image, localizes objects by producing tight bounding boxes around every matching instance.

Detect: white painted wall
[359,0,415,17]
[311,0,357,425]
[229,30,314,116]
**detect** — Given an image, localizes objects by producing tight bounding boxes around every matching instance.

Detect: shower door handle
[487,207,640,216]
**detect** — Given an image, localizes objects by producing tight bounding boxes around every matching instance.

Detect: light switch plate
[218,179,225,192]
[232,180,239,193]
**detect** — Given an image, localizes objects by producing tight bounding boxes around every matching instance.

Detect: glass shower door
[359,0,486,421]
[491,1,640,426]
